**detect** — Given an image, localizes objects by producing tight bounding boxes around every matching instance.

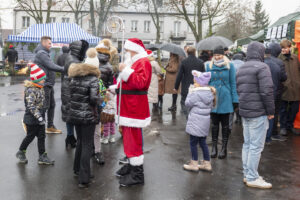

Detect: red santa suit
[112,38,152,166]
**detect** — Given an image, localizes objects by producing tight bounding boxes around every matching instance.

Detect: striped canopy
[8,23,101,44]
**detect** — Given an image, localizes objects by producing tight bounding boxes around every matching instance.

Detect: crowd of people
[14,35,300,190]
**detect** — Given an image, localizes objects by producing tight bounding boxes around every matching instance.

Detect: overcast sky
[261,0,300,24]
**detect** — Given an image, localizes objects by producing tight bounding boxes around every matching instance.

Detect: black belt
[115,89,147,95]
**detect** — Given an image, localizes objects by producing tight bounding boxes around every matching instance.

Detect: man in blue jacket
[33,36,64,134]
[236,42,274,189]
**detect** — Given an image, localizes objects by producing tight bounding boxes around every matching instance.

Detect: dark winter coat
[68,63,101,125]
[236,42,274,118]
[278,53,300,101]
[267,43,287,100]
[23,80,45,125]
[56,46,70,67]
[174,55,204,96]
[264,56,286,99]
[5,47,18,63]
[61,41,89,122]
[98,53,113,88]
[33,44,64,87]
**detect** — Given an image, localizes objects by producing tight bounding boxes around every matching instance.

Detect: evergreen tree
[251,0,270,33]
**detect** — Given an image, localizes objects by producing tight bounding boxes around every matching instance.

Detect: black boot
[218,126,229,159]
[69,135,77,148]
[116,163,131,177]
[94,152,105,165]
[211,124,219,158]
[158,95,163,110]
[119,165,144,187]
[168,105,177,112]
[65,136,73,148]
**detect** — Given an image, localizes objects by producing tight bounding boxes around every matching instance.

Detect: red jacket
[114,53,152,128]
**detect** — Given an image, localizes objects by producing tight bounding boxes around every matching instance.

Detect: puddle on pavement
[0,76,28,87]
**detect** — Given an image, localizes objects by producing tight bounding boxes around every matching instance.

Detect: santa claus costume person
[110,38,152,187]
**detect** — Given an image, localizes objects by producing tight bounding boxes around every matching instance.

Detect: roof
[7,23,101,44]
[269,12,300,28]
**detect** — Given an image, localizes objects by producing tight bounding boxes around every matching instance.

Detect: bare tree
[66,0,88,25]
[16,0,58,23]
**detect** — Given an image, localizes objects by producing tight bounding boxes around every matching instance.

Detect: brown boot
[46,125,62,134]
[198,160,212,172]
[183,160,199,172]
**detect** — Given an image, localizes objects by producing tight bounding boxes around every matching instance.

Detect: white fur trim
[119,67,134,82]
[124,40,146,53]
[116,116,151,128]
[131,51,148,63]
[129,155,144,166]
[109,84,118,93]
[96,43,109,49]
[188,85,211,94]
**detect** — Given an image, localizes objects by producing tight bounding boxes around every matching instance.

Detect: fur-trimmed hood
[24,80,35,87]
[68,63,101,78]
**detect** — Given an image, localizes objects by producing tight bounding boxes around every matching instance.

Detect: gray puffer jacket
[33,44,64,87]
[185,86,214,137]
[236,42,275,118]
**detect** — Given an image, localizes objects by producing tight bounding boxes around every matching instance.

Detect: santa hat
[146,49,153,57]
[96,40,111,56]
[192,70,211,86]
[29,64,46,83]
[124,38,146,54]
[85,48,99,67]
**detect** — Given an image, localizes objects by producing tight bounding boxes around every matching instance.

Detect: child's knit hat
[85,48,99,67]
[192,70,211,86]
[29,63,46,83]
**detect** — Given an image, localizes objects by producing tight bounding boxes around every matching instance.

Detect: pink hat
[192,70,211,86]
[124,38,146,53]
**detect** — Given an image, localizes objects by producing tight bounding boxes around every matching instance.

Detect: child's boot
[183,160,199,171]
[101,136,109,144]
[16,150,28,164]
[198,160,212,172]
[109,136,115,143]
[38,153,55,165]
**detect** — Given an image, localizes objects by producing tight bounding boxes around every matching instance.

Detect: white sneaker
[101,137,109,144]
[246,177,272,189]
[244,176,264,183]
[109,137,115,143]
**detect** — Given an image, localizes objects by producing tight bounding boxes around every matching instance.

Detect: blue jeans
[266,118,274,142]
[242,116,268,182]
[190,135,210,161]
[66,122,75,136]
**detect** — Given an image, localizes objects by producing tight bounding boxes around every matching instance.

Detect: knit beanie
[192,70,211,86]
[96,39,111,56]
[29,63,46,83]
[85,48,99,67]
[213,45,225,55]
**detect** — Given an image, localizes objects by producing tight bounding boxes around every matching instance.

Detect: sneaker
[109,136,116,143]
[244,176,263,183]
[46,126,62,134]
[271,135,287,141]
[119,156,129,164]
[38,153,55,165]
[198,160,212,172]
[183,160,199,172]
[280,129,287,136]
[22,120,27,134]
[265,141,272,146]
[100,137,109,144]
[16,150,28,164]
[246,177,272,189]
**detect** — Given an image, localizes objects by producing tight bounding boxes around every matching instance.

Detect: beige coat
[148,59,162,103]
[164,55,180,94]
[110,47,120,73]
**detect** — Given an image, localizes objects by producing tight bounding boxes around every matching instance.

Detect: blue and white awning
[8,23,101,44]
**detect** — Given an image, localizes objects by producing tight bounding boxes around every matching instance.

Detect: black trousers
[272,99,281,136]
[19,124,46,155]
[280,101,299,130]
[73,124,95,184]
[44,86,55,128]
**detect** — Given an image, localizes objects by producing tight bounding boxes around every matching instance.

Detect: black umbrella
[196,36,233,51]
[145,44,161,51]
[159,43,186,57]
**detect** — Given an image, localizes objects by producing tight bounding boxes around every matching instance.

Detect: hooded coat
[236,42,275,118]
[148,58,161,103]
[164,54,180,94]
[33,44,64,87]
[61,40,89,122]
[68,63,101,125]
[98,53,113,88]
[185,86,214,137]
[56,46,70,67]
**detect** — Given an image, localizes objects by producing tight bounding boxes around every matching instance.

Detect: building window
[144,21,150,32]
[62,17,70,23]
[50,17,56,23]
[160,21,164,33]
[22,16,30,28]
[131,20,138,32]
[174,21,181,37]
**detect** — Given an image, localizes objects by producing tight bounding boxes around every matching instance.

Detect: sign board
[282,23,288,38]
[271,27,278,39]
[276,25,283,38]
[266,28,272,39]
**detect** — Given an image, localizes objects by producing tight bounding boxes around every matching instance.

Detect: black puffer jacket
[61,40,89,122]
[98,53,113,88]
[56,46,70,67]
[236,42,275,118]
[5,47,18,62]
[68,62,101,125]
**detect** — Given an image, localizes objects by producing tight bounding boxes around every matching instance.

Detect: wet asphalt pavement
[0,76,300,200]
